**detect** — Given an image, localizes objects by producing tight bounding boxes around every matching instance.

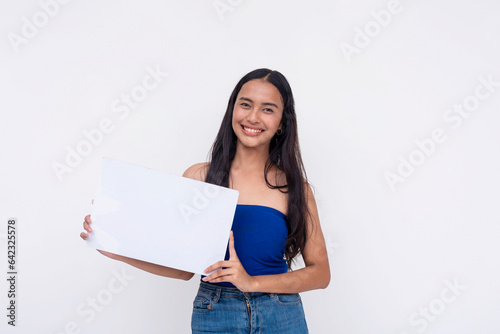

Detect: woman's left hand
[202,231,256,292]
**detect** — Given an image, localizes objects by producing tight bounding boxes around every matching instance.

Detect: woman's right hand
[80,214,118,260]
[80,199,95,241]
[80,214,92,241]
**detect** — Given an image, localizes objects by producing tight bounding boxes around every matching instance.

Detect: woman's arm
[203,182,331,293]
[98,249,195,281]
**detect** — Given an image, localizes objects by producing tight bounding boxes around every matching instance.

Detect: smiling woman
[193,69,330,333]
[81,68,330,334]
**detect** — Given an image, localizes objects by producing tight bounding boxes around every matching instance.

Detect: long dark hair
[205,68,310,269]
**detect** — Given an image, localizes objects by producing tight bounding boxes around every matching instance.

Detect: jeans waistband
[198,280,268,299]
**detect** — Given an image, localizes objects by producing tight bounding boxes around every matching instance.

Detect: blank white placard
[86,157,239,275]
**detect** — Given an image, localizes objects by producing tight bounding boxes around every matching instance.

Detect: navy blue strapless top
[201,204,289,287]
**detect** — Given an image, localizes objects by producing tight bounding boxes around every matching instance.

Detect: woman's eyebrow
[238,97,279,109]
[262,102,279,109]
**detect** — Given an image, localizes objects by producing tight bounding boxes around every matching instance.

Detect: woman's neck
[231,141,270,172]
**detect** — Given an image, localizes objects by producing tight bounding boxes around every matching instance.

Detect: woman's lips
[241,124,264,136]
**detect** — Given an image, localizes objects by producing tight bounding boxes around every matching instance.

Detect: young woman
[81,68,330,333]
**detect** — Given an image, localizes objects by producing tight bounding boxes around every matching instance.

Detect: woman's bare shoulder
[182,162,210,182]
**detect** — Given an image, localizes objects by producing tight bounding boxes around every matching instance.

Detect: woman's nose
[246,107,260,123]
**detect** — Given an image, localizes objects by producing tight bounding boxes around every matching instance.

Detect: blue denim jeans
[191,280,309,334]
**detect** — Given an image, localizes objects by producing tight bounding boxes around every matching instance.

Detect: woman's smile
[241,124,265,136]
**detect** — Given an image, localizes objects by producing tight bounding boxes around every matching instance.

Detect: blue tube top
[201,204,289,287]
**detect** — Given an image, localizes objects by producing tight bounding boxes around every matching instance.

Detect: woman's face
[232,79,284,150]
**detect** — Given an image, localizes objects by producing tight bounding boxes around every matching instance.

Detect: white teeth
[243,126,263,133]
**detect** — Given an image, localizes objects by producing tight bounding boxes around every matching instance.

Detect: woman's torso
[198,162,290,287]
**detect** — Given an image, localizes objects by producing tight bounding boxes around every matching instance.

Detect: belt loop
[213,286,222,303]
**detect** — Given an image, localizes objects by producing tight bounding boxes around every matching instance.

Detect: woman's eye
[241,103,250,108]
[264,108,273,113]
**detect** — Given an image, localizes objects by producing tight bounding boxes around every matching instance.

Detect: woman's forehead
[237,79,283,108]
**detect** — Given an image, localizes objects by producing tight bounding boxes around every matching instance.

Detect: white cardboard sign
[85,157,239,275]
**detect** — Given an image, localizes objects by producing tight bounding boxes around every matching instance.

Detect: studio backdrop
[1,0,499,333]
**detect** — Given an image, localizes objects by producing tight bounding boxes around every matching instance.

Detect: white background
[1,0,499,333]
